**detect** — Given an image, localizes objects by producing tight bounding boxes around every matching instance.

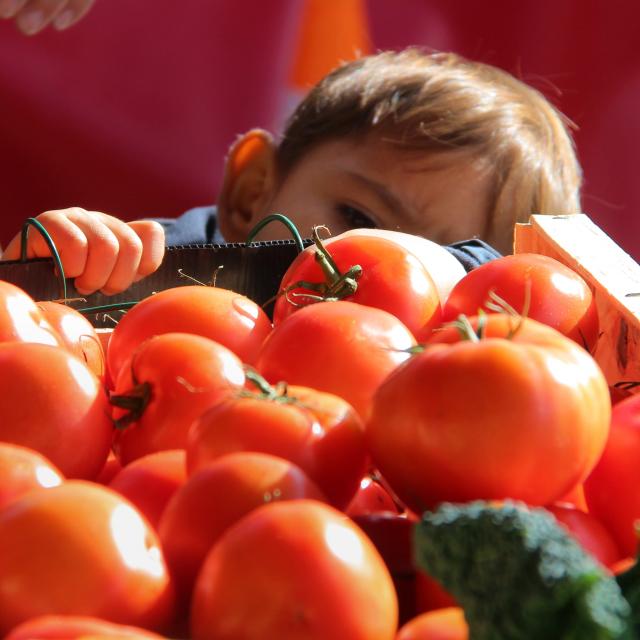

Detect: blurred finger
[95,213,144,295]
[0,0,29,19]
[53,0,94,30]
[127,220,165,279]
[1,209,89,277]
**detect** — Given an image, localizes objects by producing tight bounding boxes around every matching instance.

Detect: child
[0,49,581,293]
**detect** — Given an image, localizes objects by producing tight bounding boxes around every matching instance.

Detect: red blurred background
[1,0,638,256]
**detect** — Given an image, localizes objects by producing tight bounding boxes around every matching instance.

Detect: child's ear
[217,129,278,242]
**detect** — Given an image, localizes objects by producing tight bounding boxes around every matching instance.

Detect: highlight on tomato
[110,332,246,465]
[255,300,417,420]
[186,371,368,509]
[159,451,326,609]
[0,481,175,636]
[442,253,599,351]
[190,499,398,640]
[106,284,273,381]
[273,226,442,341]
[0,443,64,510]
[366,313,611,512]
[0,342,112,479]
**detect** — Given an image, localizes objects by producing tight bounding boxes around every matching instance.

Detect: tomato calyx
[280,226,362,307]
[110,381,152,430]
[241,367,303,407]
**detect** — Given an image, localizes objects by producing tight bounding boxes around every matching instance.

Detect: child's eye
[336,204,377,229]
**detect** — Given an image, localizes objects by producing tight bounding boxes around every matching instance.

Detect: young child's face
[259,134,494,247]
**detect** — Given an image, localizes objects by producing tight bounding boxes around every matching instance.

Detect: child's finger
[127,220,165,279]
[0,0,28,19]
[52,0,95,30]
[1,209,90,277]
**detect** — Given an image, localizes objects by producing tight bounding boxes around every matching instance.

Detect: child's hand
[1,208,165,295]
[0,0,95,35]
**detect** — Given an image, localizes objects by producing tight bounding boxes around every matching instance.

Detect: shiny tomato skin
[396,608,468,640]
[37,301,105,380]
[111,333,245,465]
[0,281,61,346]
[274,234,442,341]
[545,503,622,568]
[186,384,367,509]
[0,481,174,635]
[191,499,398,640]
[109,450,187,530]
[584,393,640,558]
[0,342,112,479]
[366,314,610,512]
[159,452,326,609]
[442,253,599,351]
[5,615,165,639]
[107,285,272,381]
[256,300,416,420]
[0,443,64,510]
[346,474,402,517]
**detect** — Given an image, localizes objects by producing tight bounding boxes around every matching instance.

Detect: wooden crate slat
[514,214,640,384]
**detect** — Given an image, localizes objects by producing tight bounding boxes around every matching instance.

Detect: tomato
[273,229,442,341]
[415,569,457,615]
[346,473,403,517]
[396,608,468,640]
[159,452,325,609]
[0,481,174,635]
[187,379,367,508]
[333,229,467,304]
[191,499,398,640]
[95,451,123,485]
[366,314,610,512]
[5,615,165,639]
[111,332,245,465]
[544,503,622,568]
[584,392,640,557]
[37,301,105,380]
[0,443,63,510]
[442,253,599,351]
[106,285,272,381]
[256,300,416,420]
[0,280,61,346]
[0,342,112,479]
[109,450,187,530]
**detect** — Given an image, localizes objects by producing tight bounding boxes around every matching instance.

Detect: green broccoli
[617,555,640,635]
[414,501,634,639]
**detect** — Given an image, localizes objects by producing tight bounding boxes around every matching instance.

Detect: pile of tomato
[0,228,638,640]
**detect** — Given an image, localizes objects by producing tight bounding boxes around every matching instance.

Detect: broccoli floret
[617,557,640,635]
[414,501,634,639]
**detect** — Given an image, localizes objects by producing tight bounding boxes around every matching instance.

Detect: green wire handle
[245,213,305,253]
[21,217,67,301]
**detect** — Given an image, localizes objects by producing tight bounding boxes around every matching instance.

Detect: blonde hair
[277,49,582,252]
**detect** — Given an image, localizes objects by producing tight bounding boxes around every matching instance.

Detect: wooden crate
[514,214,640,385]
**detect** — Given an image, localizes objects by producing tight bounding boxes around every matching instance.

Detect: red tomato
[256,300,416,420]
[191,499,398,640]
[366,314,611,512]
[106,285,272,381]
[111,333,245,465]
[109,450,187,530]
[0,443,63,510]
[159,452,325,608]
[5,615,165,639]
[187,381,367,508]
[442,253,599,351]
[95,451,123,485]
[415,570,457,615]
[555,483,589,511]
[396,608,468,640]
[333,229,467,304]
[544,503,622,568]
[584,393,640,557]
[0,342,112,479]
[346,473,403,517]
[0,281,61,346]
[274,230,442,341]
[37,301,105,380]
[0,482,174,635]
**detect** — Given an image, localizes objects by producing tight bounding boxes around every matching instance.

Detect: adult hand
[0,0,95,35]
[1,208,166,295]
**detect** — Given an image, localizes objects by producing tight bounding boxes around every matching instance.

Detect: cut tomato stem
[109,382,152,429]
